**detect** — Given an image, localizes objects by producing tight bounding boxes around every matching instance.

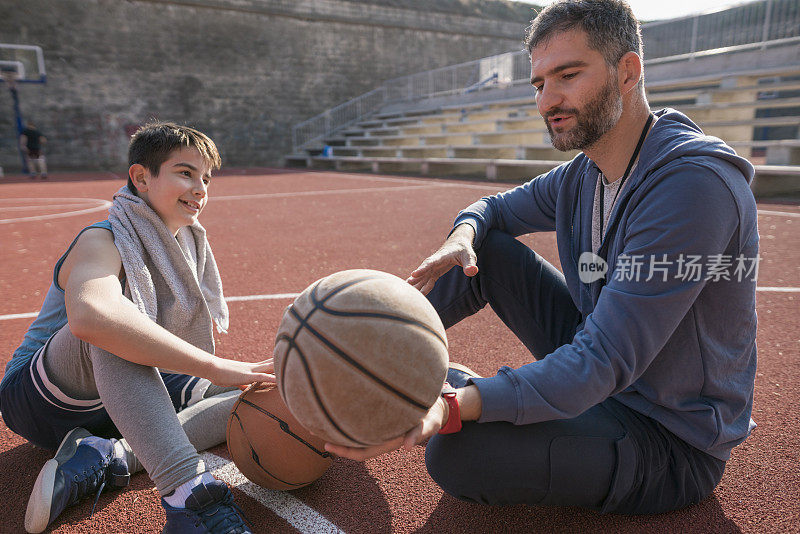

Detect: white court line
[0,311,39,321]
[0,198,112,224]
[325,171,511,191]
[214,183,442,201]
[0,293,300,321]
[226,293,301,302]
[0,198,102,205]
[202,452,346,534]
[757,287,800,292]
[1,203,100,212]
[757,209,800,218]
[2,288,797,322]
[0,185,448,225]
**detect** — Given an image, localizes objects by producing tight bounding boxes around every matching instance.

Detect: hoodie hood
[633,108,755,187]
[564,107,758,316]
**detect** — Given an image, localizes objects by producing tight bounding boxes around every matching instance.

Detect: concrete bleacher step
[304,155,567,181]
[750,165,800,196]
[291,64,800,198]
[442,120,501,134]
[730,140,800,165]
[497,118,540,131]
[476,130,550,145]
[417,133,474,146]
[378,136,422,147]
[287,153,799,197]
[418,113,463,125]
[399,147,450,158]
[328,140,800,165]
[318,142,578,162]
[402,125,444,135]
[342,137,381,147]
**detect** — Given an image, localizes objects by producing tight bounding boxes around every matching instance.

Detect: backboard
[0,44,46,84]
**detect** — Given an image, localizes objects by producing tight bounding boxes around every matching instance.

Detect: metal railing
[291,0,800,152]
[642,0,798,60]
[291,87,387,156]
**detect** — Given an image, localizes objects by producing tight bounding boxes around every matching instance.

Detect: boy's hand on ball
[323,397,448,461]
[209,357,275,387]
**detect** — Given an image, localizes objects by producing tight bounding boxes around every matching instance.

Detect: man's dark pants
[424,230,726,514]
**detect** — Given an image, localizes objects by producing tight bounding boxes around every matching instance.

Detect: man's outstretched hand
[407,223,478,295]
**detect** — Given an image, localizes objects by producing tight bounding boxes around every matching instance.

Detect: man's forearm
[450,222,476,245]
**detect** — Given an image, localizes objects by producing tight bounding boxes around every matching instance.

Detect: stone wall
[0,0,533,172]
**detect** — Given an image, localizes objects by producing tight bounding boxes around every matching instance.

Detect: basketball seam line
[278,327,369,447]
[229,410,316,487]
[304,299,431,412]
[310,276,436,410]
[238,396,331,458]
[276,274,431,447]
[315,306,447,348]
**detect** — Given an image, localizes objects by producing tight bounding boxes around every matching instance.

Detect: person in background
[20,121,48,179]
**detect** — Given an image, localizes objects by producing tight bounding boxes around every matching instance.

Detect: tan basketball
[227,383,333,490]
[274,269,449,447]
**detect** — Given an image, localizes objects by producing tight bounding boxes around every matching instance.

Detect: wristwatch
[438,382,462,434]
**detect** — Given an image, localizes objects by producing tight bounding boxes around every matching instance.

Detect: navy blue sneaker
[25,427,130,533]
[447,362,482,389]
[162,480,252,534]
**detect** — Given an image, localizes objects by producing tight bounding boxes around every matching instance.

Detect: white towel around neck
[108,186,229,354]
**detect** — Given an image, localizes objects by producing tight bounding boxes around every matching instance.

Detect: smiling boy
[0,122,272,533]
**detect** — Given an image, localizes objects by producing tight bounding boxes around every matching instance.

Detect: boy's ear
[129,164,150,192]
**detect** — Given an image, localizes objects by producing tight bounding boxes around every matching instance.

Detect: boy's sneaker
[162,480,252,534]
[25,427,130,533]
[447,362,482,389]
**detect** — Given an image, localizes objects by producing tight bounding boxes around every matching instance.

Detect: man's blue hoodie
[455,109,758,460]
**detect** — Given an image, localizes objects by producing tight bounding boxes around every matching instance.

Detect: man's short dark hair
[127,121,221,194]
[524,0,643,67]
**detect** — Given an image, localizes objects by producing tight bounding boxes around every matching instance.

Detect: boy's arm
[60,228,273,387]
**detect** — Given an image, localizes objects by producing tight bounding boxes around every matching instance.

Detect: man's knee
[425,434,466,499]
[474,230,517,274]
[425,431,489,502]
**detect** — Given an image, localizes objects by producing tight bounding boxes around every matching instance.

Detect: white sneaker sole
[448,362,482,378]
[25,427,92,533]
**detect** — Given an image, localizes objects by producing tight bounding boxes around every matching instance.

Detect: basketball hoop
[1,68,18,89]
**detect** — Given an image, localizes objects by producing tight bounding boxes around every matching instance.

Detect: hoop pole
[8,85,28,174]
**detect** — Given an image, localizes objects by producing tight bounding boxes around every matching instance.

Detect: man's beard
[544,75,623,152]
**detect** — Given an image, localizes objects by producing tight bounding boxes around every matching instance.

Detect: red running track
[0,169,798,533]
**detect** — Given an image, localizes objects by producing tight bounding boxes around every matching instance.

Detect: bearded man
[327,0,759,515]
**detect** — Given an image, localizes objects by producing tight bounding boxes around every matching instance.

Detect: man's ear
[617,51,643,95]
[129,164,150,193]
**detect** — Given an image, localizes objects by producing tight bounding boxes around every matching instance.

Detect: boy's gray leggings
[43,323,237,494]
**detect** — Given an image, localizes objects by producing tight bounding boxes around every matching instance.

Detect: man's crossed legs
[425,230,725,515]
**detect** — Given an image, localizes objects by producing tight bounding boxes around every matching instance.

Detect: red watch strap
[438,383,462,434]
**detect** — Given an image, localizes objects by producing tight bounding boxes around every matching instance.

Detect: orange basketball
[274,269,449,447]
[226,383,333,490]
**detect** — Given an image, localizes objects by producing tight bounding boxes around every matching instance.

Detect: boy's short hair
[524,0,643,68]
[127,121,222,193]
